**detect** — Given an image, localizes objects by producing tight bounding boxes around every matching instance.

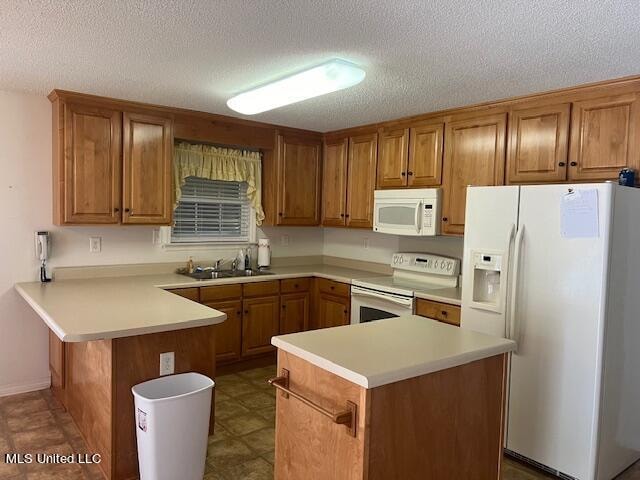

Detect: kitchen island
[14,278,227,480]
[270,315,516,480]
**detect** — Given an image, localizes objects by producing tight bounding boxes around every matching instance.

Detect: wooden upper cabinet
[506,103,570,184]
[122,112,173,225]
[276,133,322,225]
[321,138,348,226]
[408,122,444,187]
[442,113,507,235]
[59,103,122,224]
[376,128,409,188]
[569,92,639,181]
[346,133,378,228]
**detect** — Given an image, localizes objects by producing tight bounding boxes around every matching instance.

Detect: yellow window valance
[174,142,265,225]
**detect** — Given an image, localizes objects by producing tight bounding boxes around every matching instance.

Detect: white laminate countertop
[13,264,384,343]
[271,315,516,389]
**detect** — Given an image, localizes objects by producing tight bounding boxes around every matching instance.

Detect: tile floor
[1,364,639,479]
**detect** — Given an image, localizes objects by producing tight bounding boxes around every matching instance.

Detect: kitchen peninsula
[270,316,516,480]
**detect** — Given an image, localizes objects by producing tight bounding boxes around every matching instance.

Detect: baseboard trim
[0,377,51,397]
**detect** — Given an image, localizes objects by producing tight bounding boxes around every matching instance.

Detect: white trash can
[132,372,214,480]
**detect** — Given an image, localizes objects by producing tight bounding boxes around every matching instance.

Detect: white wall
[323,228,463,264]
[0,89,463,395]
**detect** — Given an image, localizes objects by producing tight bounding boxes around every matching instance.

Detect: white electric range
[350,253,460,324]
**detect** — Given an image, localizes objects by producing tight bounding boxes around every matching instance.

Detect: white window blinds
[172,177,251,243]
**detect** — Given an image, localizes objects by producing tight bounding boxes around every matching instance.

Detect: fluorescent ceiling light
[227,59,365,115]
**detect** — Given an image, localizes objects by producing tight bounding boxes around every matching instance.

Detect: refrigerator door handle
[508,225,525,349]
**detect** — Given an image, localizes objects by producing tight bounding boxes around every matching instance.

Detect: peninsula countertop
[15,262,464,343]
[271,315,516,388]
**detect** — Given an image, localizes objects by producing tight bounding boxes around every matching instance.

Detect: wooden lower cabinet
[316,292,350,329]
[49,325,216,480]
[242,295,280,356]
[274,350,508,480]
[208,300,242,362]
[280,292,310,335]
[415,298,461,326]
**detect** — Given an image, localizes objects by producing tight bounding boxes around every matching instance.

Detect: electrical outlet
[281,235,290,246]
[89,236,102,253]
[363,237,370,249]
[159,352,175,376]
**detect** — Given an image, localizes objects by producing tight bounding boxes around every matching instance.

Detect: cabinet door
[317,292,350,329]
[242,296,280,356]
[346,133,378,228]
[569,93,639,182]
[408,122,444,187]
[276,134,322,225]
[507,103,570,183]
[207,300,242,363]
[62,103,121,224]
[322,138,348,226]
[376,128,409,188]
[122,112,173,225]
[442,113,507,235]
[280,292,310,335]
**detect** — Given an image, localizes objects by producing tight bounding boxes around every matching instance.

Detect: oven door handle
[351,286,414,307]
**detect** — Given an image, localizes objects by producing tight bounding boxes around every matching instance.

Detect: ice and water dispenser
[470,252,504,312]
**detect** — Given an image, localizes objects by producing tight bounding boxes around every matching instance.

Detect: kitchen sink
[179,269,272,280]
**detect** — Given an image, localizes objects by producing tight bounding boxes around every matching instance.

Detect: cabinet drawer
[168,287,200,302]
[243,280,280,298]
[200,284,242,303]
[316,278,350,297]
[281,277,311,293]
[415,299,461,326]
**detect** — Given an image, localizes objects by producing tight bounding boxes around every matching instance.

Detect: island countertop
[271,315,516,388]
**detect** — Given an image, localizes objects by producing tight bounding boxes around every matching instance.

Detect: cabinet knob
[570,161,578,167]
[125,208,131,213]
[442,217,448,222]
[282,305,286,310]
[345,214,350,218]
[340,213,344,217]
[558,162,566,167]
[343,309,348,314]
[244,310,249,314]
[441,310,448,316]
[401,172,406,176]
[278,212,283,217]
[114,207,120,213]
[236,311,241,316]
[408,171,414,176]
[330,286,335,290]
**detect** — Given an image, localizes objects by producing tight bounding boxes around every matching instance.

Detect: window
[171,176,253,244]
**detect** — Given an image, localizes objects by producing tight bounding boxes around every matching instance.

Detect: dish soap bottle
[236,249,246,271]
[187,256,195,274]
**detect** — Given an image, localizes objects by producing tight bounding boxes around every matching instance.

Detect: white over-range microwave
[373,188,441,236]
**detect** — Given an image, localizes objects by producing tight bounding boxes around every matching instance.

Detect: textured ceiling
[1,0,640,132]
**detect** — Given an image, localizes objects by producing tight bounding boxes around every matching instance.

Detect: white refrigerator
[461,183,640,480]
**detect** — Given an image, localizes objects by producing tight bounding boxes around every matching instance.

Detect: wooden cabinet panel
[242,296,280,356]
[507,103,570,183]
[61,103,122,224]
[377,128,409,188]
[280,292,310,335]
[415,299,461,326]
[442,113,507,235]
[243,280,280,298]
[167,287,200,302]
[207,300,243,363]
[322,138,349,227]
[276,133,322,225]
[346,133,378,228]
[200,284,242,303]
[408,122,444,187]
[281,277,311,294]
[316,278,351,297]
[49,330,65,390]
[569,93,639,181]
[122,112,173,225]
[317,292,350,329]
